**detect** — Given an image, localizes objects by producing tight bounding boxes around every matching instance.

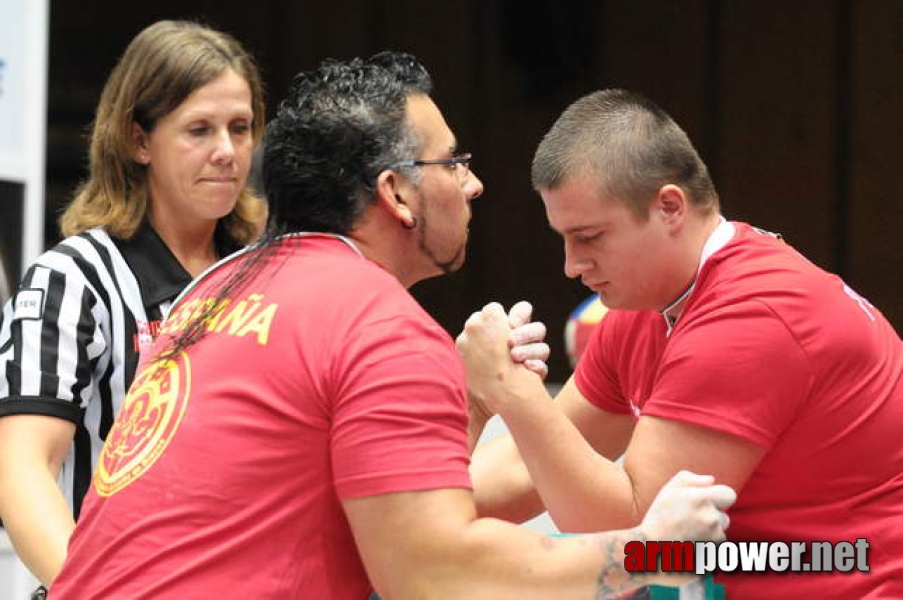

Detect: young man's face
[541,173,681,312]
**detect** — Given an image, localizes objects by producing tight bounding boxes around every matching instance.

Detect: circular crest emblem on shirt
[94,354,191,496]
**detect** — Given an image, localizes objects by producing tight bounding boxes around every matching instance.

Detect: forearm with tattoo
[540,528,652,599]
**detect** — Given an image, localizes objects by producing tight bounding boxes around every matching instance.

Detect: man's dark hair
[263,50,433,236]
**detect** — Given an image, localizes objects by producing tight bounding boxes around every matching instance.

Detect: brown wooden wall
[42,0,903,381]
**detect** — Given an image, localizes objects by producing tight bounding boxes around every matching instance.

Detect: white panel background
[0,2,49,596]
[0,0,48,272]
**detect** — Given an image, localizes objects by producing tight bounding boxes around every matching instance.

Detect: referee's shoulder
[51,227,115,253]
[18,230,128,304]
[33,228,117,267]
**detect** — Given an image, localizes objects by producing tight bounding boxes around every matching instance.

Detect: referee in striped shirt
[0,20,266,590]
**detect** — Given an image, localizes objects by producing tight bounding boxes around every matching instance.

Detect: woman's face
[136,69,255,230]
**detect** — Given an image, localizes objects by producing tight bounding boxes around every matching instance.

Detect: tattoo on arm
[592,528,650,600]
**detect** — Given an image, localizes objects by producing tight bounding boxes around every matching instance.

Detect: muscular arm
[345,471,734,600]
[460,303,764,534]
[470,378,634,524]
[493,371,763,532]
[470,433,544,522]
[0,414,76,585]
[338,304,735,597]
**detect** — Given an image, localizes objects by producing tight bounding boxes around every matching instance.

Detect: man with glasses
[49,53,735,599]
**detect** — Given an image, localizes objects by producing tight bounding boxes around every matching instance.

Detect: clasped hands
[456,301,549,419]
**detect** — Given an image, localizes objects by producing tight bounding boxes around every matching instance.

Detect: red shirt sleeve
[331,313,472,499]
[574,311,638,416]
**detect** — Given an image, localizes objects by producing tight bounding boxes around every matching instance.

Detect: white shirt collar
[661,217,735,335]
[281,231,364,257]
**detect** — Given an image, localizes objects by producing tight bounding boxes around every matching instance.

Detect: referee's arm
[0,414,76,585]
[0,263,100,585]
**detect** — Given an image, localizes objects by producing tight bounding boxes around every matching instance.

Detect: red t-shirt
[576,222,903,599]
[51,235,472,599]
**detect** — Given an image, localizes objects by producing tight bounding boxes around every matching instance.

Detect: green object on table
[647,575,726,598]
[368,577,724,599]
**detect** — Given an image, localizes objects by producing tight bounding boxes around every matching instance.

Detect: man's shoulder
[295,241,402,296]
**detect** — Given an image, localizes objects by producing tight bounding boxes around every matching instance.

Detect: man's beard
[417,215,467,275]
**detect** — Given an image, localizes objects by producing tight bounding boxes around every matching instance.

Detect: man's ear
[374,169,417,228]
[656,184,687,228]
[131,123,150,164]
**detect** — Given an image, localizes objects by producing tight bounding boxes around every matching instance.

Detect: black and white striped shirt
[0,223,195,518]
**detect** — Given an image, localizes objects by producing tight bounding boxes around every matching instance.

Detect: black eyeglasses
[390,152,472,180]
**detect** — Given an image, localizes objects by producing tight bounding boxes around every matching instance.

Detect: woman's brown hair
[59,20,266,243]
